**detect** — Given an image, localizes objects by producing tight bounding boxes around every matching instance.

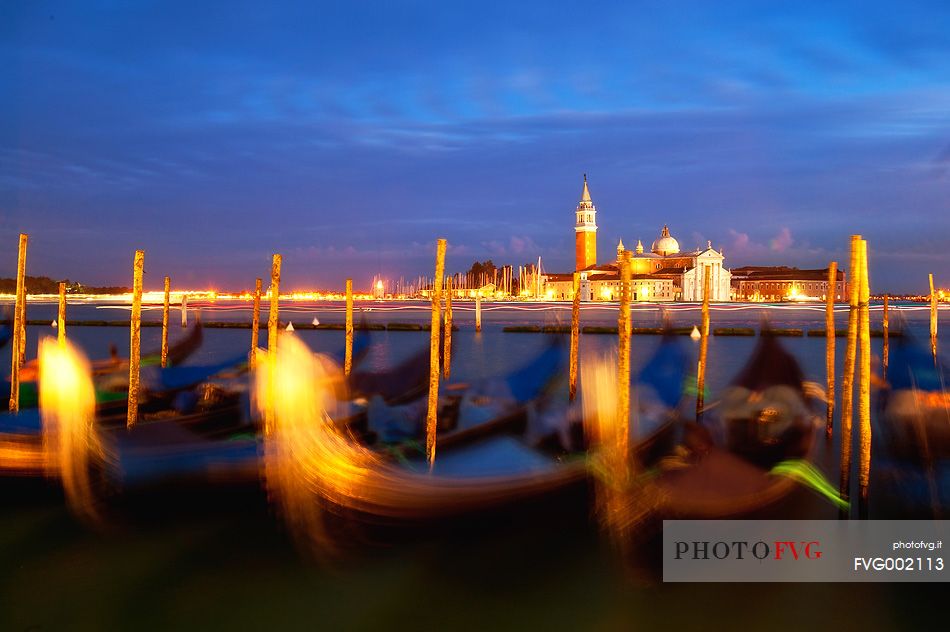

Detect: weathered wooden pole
[57,281,67,346]
[857,239,872,517]
[17,284,25,365]
[160,276,170,368]
[882,293,889,380]
[426,239,447,468]
[9,233,28,413]
[839,234,862,513]
[181,293,188,328]
[443,276,453,380]
[250,278,262,365]
[825,261,837,439]
[263,256,281,434]
[475,293,482,333]
[696,264,712,421]
[268,255,282,364]
[127,250,145,428]
[17,248,28,368]
[344,278,354,376]
[930,273,938,360]
[616,251,632,458]
[569,272,581,402]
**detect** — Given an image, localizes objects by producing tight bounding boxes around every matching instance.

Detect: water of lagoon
[5,299,946,399]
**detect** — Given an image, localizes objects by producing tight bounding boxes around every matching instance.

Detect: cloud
[769,227,794,252]
[729,228,751,251]
[480,235,544,258]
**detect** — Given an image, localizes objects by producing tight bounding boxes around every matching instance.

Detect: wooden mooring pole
[9,233,28,413]
[930,273,938,360]
[443,277,453,380]
[569,272,580,402]
[825,261,837,439]
[250,278,262,366]
[426,239,447,468]
[882,293,889,380]
[344,278,354,376]
[127,250,144,428]
[57,281,67,346]
[616,252,632,458]
[264,256,281,433]
[839,234,862,515]
[857,240,872,518]
[475,293,482,333]
[161,276,170,367]
[696,265,712,422]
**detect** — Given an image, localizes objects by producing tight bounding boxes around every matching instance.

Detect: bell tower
[574,174,597,270]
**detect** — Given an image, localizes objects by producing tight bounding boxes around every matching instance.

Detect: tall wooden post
[264,256,281,434]
[268,255,282,363]
[250,278,262,365]
[57,281,67,346]
[569,272,581,402]
[344,278,354,376]
[882,293,889,380]
[616,251,632,458]
[857,240,872,517]
[9,233,28,412]
[127,250,144,428]
[930,273,938,360]
[443,277,453,380]
[696,265,712,421]
[181,293,188,328]
[825,261,837,439]
[426,239,446,468]
[17,244,28,368]
[475,294,482,332]
[839,234,862,513]
[160,276,170,368]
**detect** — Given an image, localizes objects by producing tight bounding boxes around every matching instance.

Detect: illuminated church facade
[545,176,732,302]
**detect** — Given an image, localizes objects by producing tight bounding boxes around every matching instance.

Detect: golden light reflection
[38,336,112,525]
[581,352,656,553]
[256,334,585,556]
[581,352,630,543]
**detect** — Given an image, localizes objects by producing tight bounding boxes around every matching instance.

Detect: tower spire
[574,174,597,270]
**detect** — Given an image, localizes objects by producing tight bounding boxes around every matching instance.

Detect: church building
[545,176,732,302]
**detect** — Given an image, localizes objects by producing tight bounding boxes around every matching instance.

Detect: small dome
[651,225,680,256]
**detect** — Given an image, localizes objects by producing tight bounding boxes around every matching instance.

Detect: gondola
[0,353,250,477]
[270,332,686,524]
[877,333,950,460]
[347,328,450,405]
[651,331,822,519]
[4,322,206,410]
[871,332,949,516]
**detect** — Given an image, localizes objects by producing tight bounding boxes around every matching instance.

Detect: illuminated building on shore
[546,176,732,301]
[731,266,847,302]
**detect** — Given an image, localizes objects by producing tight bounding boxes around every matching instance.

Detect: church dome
[651,225,680,256]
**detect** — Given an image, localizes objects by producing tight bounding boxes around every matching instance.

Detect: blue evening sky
[2,1,949,292]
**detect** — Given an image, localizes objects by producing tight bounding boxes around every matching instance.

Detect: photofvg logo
[674,540,822,561]
[664,520,948,582]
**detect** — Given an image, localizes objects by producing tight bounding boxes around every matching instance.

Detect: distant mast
[574,174,597,270]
